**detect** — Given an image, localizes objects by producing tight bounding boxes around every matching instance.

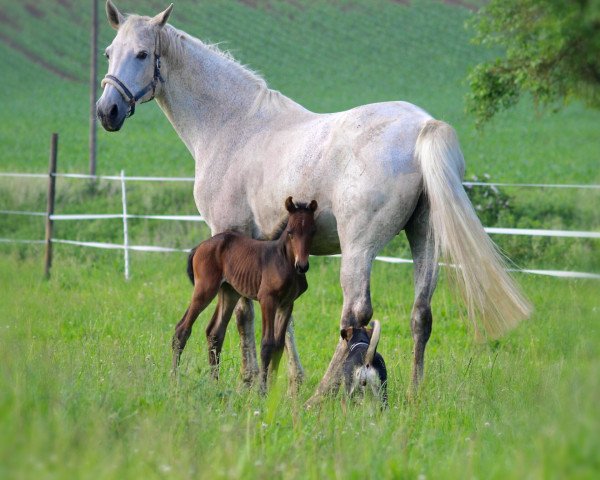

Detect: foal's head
[284,197,318,274]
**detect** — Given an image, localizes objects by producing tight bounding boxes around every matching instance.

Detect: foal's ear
[285,196,296,213]
[150,3,174,28]
[340,327,354,341]
[106,0,125,30]
[309,200,318,212]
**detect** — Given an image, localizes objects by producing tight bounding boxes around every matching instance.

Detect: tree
[466,0,600,126]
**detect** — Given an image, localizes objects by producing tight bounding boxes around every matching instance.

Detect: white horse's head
[96,1,173,131]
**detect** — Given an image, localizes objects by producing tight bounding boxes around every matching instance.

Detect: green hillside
[0,0,598,181]
[0,3,599,478]
[0,0,598,272]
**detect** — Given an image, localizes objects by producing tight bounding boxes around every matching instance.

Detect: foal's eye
[136,51,148,60]
[104,51,110,60]
[287,231,294,237]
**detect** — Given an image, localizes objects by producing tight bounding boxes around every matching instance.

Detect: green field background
[0,1,598,478]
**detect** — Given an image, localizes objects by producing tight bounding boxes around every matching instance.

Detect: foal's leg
[234,297,260,385]
[205,283,241,380]
[258,295,278,392]
[405,195,439,395]
[172,277,221,372]
[268,304,295,390]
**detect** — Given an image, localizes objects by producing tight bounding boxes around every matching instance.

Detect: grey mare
[96,2,531,403]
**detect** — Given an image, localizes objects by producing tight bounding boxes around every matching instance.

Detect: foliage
[464,173,512,226]
[467,0,600,125]
[0,3,599,477]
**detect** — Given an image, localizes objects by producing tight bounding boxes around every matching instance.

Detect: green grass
[0,251,598,479]
[0,0,598,273]
[1,1,599,478]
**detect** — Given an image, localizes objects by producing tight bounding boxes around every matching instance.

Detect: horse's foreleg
[306,249,374,408]
[283,315,304,395]
[405,195,438,396]
[205,284,240,380]
[172,280,220,373]
[234,297,259,385]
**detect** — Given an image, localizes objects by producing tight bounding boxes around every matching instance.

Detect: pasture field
[0,250,598,479]
[1,0,599,478]
[1,0,599,273]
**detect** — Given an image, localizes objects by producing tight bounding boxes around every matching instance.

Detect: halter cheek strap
[100,34,164,118]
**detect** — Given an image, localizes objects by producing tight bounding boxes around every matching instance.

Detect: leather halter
[100,34,164,118]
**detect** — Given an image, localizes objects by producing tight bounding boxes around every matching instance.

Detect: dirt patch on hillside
[391,0,477,9]
[238,0,478,11]
[0,7,19,29]
[0,31,79,82]
[442,0,478,11]
[24,3,45,19]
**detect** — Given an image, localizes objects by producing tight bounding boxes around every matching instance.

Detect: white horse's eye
[136,51,148,60]
[104,51,110,60]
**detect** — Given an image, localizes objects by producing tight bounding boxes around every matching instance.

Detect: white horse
[96,2,531,402]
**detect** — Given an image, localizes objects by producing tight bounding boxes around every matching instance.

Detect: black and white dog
[340,320,387,407]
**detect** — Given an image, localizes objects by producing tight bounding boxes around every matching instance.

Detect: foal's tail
[415,119,532,339]
[186,246,199,285]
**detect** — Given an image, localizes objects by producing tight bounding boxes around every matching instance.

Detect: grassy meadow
[0,0,599,478]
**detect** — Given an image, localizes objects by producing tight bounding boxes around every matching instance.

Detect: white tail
[415,120,532,339]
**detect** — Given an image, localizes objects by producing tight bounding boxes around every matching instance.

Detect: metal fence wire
[0,170,599,280]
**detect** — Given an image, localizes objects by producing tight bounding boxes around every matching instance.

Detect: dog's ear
[340,327,354,341]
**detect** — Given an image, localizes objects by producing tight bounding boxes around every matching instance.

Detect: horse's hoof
[304,394,323,410]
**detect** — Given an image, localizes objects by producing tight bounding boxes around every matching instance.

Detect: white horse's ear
[106,0,124,30]
[150,3,174,28]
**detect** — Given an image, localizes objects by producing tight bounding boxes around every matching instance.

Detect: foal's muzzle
[296,262,309,274]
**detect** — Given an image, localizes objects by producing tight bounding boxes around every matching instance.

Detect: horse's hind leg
[234,297,260,385]
[172,276,221,372]
[205,283,240,379]
[405,195,439,394]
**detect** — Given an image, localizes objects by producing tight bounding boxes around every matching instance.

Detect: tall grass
[1,1,599,478]
[0,252,598,478]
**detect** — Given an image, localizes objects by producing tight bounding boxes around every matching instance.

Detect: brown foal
[172,197,318,390]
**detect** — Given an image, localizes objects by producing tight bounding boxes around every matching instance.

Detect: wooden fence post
[44,133,58,279]
[89,0,98,176]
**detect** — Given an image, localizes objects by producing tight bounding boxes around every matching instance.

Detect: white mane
[161,23,268,90]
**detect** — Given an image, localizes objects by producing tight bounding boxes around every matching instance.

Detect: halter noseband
[100,34,164,118]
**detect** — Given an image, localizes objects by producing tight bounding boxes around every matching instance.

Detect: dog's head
[341,321,386,401]
[340,325,373,348]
